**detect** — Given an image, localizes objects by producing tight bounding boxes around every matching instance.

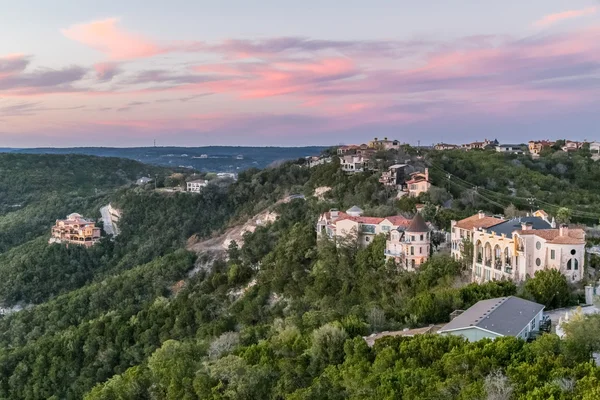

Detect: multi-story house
[467,215,585,284]
[405,169,431,197]
[49,213,101,248]
[462,139,498,151]
[187,179,208,193]
[317,206,411,247]
[307,156,332,168]
[340,155,368,173]
[379,164,408,188]
[562,140,584,152]
[434,143,459,150]
[368,137,401,151]
[496,144,524,154]
[385,213,431,271]
[451,212,505,260]
[528,140,554,156]
[337,145,360,155]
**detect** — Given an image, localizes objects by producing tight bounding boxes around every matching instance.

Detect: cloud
[62,18,164,59]
[0,65,88,92]
[534,6,598,28]
[0,100,85,117]
[94,62,121,81]
[0,54,31,77]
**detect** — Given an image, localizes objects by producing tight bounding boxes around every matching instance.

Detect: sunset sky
[1,0,599,147]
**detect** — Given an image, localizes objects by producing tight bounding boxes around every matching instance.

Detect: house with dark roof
[496,144,524,154]
[439,296,545,341]
[385,213,431,270]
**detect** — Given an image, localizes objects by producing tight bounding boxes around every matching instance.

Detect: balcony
[485,259,492,267]
[494,260,502,270]
[504,267,513,274]
[384,250,402,257]
[476,255,483,264]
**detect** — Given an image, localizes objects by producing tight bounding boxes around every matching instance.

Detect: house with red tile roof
[49,213,101,248]
[316,206,411,247]
[405,168,431,197]
[385,213,431,271]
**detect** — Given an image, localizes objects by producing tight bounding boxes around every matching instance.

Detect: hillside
[0,150,599,399]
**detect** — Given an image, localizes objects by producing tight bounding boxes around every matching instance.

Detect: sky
[1,0,599,147]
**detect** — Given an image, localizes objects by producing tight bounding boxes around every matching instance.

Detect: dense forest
[0,149,599,399]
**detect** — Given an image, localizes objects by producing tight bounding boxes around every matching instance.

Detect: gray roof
[487,217,551,236]
[346,205,364,213]
[406,213,429,233]
[439,296,544,337]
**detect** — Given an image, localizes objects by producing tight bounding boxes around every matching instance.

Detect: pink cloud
[534,7,598,28]
[61,18,164,60]
[94,62,121,81]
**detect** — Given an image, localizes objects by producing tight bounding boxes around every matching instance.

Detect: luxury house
[461,139,498,151]
[562,140,584,152]
[439,296,545,341]
[187,179,208,193]
[405,168,431,197]
[340,155,368,173]
[317,206,411,247]
[528,140,555,156]
[452,212,586,283]
[49,213,101,248]
[385,213,431,271]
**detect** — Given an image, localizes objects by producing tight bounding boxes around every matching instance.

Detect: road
[100,205,117,236]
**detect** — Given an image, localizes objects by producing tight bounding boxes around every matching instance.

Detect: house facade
[562,140,584,152]
[462,139,497,151]
[49,213,101,248]
[385,213,431,271]
[528,140,554,156]
[317,206,411,247]
[340,155,368,173]
[590,141,600,160]
[439,296,545,341]
[379,164,408,188]
[496,144,524,154]
[187,179,208,193]
[405,168,431,197]
[434,143,459,150]
[450,212,505,260]
[368,137,401,151]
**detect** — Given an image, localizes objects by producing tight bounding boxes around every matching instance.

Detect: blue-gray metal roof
[487,217,551,236]
[439,296,545,337]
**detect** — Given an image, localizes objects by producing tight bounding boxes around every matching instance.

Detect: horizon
[2,1,600,146]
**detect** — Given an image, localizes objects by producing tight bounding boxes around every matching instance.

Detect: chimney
[551,217,556,228]
[521,222,533,230]
[478,210,485,220]
[559,224,569,236]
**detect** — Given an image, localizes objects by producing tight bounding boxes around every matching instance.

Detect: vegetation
[0,150,598,399]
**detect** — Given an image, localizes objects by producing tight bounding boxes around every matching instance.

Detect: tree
[460,238,474,269]
[310,323,348,370]
[524,269,572,309]
[556,207,572,224]
[563,313,600,363]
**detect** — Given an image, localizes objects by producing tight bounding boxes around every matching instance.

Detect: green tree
[556,207,572,224]
[524,269,572,309]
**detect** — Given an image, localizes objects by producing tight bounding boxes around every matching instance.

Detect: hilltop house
[136,176,153,185]
[496,144,524,154]
[49,213,101,248]
[591,141,600,161]
[187,179,208,193]
[528,140,555,156]
[317,206,411,247]
[340,155,368,173]
[434,143,460,150]
[368,137,401,151]
[379,164,408,188]
[405,168,431,197]
[385,213,431,271]
[453,212,586,283]
[462,139,498,151]
[439,296,545,341]
[562,140,584,152]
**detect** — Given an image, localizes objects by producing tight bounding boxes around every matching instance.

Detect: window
[567,259,572,270]
[485,269,491,281]
[536,241,541,250]
[551,250,555,260]
[571,249,576,256]
[411,260,416,269]
[365,236,370,242]
[573,259,579,270]
[381,225,390,232]
[420,234,424,241]
[411,235,415,241]
[536,258,541,267]
[410,247,414,255]
[419,247,422,254]
[531,319,536,329]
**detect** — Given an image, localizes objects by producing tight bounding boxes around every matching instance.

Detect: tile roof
[406,213,429,232]
[516,228,585,244]
[454,214,505,230]
[439,296,544,337]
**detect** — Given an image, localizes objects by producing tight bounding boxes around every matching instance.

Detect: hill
[0,150,599,399]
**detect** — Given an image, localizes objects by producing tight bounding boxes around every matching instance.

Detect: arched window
[411,259,416,269]
[567,259,572,270]
[410,246,414,255]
